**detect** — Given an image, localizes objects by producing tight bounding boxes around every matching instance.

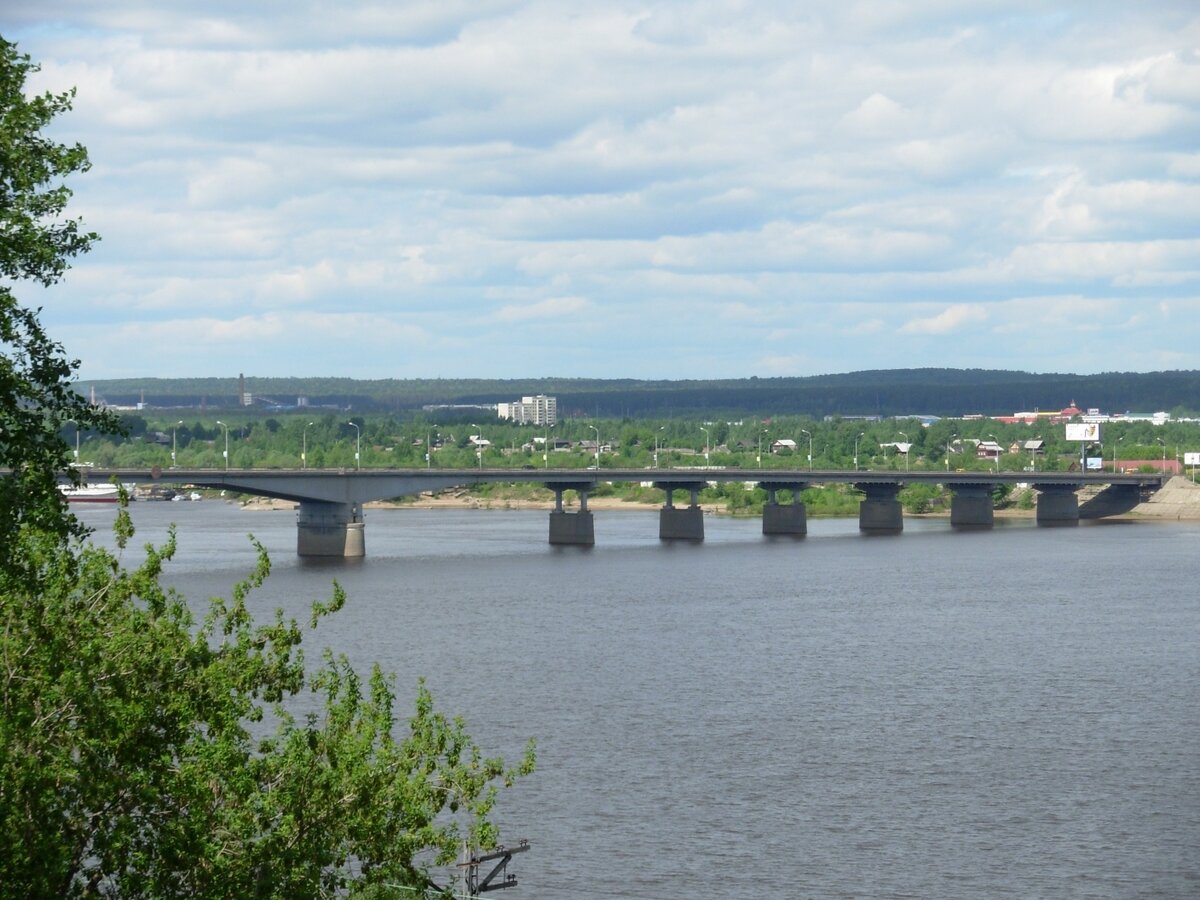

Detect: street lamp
[471,423,483,470]
[700,426,709,465]
[171,420,183,467]
[1030,435,1040,473]
[543,422,555,469]
[65,418,80,464]
[758,428,769,467]
[654,425,665,469]
[801,428,812,471]
[348,421,361,470]
[988,433,999,474]
[946,433,958,472]
[898,430,909,473]
[1156,438,1167,471]
[854,432,865,472]
[589,425,600,469]
[1112,436,1125,473]
[302,421,314,469]
[215,420,229,471]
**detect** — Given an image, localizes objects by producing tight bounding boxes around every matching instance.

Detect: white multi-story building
[497,394,557,426]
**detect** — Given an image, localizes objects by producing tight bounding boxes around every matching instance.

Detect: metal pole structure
[543,423,554,469]
[855,432,864,472]
[348,421,361,470]
[946,433,957,472]
[66,418,79,464]
[302,421,314,469]
[801,428,812,471]
[216,420,229,471]
[471,423,483,470]
[898,430,909,472]
[700,426,709,465]
[427,432,432,469]
[589,425,600,468]
[172,420,183,467]
[1031,435,1039,473]
[988,433,999,474]
[1157,438,1166,472]
[654,425,665,469]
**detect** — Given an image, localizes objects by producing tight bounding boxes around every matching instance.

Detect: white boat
[59,483,122,503]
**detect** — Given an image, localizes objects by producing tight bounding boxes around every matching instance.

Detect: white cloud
[899,304,988,335]
[492,296,591,322]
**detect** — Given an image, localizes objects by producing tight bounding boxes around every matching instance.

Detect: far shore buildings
[497,394,557,426]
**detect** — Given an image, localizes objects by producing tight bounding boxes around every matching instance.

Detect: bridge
[82,466,1166,557]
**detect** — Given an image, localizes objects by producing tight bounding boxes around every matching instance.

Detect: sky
[7,1,1200,380]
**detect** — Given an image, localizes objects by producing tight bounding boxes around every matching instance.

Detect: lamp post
[654,425,665,469]
[700,426,709,465]
[988,433,999,474]
[758,428,768,467]
[302,421,314,469]
[216,420,229,471]
[1112,436,1124,473]
[854,432,864,472]
[946,433,958,472]
[65,418,80,464]
[801,428,812,471]
[1156,438,1166,471]
[171,420,183,467]
[470,423,483,470]
[427,432,432,469]
[1030,435,1040,473]
[348,421,361,470]
[543,423,555,469]
[589,425,600,469]
[898,430,909,473]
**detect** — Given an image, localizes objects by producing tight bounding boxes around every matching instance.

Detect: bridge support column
[950,484,994,529]
[548,485,594,545]
[760,483,807,536]
[856,483,903,534]
[655,483,705,541]
[297,500,365,557]
[1036,484,1080,526]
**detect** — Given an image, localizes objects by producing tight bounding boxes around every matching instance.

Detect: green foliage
[0,508,535,898]
[0,38,124,575]
[899,482,946,514]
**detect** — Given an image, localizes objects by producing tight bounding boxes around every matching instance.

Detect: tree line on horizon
[78,369,1200,419]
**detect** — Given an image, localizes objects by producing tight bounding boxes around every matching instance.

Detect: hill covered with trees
[82,369,1200,418]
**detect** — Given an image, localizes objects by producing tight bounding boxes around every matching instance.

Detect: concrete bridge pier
[1035,484,1080,526]
[856,483,903,534]
[950,484,995,529]
[760,483,807,536]
[548,484,595,546]
[297,500,365,557]
[656,482,705,541]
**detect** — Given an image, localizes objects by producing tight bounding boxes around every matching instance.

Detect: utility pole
[457,840,531,896]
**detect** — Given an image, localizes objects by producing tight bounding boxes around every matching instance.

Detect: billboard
[1065,423,1101,442]
[1185,452,1200,466]
[1086,457,1104,470]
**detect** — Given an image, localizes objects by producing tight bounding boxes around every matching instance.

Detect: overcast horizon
[10,2,1200,381]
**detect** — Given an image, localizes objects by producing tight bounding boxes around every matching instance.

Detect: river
[75,502,1200,898]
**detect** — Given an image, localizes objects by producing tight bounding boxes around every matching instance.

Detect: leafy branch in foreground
[0,505,534,898]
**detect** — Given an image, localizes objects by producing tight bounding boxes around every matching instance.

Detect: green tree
[0,40,534,897]
[0,38,121,571]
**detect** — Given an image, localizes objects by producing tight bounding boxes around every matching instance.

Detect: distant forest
[81,369,1200,419]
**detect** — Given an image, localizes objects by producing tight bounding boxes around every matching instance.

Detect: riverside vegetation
[0,38,533,898]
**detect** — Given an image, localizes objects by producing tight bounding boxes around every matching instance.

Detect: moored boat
[59,483,122,503]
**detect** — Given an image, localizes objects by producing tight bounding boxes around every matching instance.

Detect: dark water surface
[79,502,1200,898]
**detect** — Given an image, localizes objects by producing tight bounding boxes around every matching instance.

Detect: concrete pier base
[660,506,704,541]
[762,502,807,536]
[950,485,995,529]
[297,500,365,557]
[549,510,595,545]
[1036,485,1080,526]
[856,483,903,534]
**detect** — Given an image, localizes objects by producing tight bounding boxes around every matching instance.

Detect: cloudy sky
[9,1,1200,380]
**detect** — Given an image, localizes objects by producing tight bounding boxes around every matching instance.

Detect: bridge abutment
[760,484,807,536]
[297,500,365,557]
[856,483,903,534]
[950,484,995,529]
[548,484,595,545]
[1035,484,1080,526]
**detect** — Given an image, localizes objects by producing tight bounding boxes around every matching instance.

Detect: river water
[76,502,1199,899]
